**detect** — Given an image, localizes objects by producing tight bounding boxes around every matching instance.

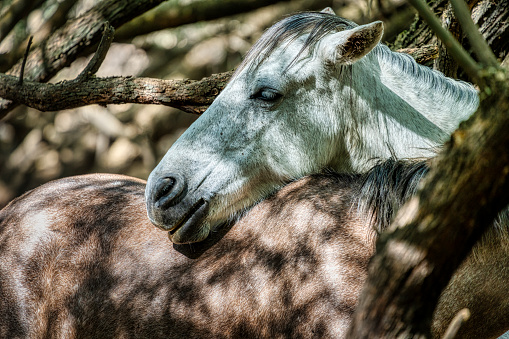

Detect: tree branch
[406,0,481,79]
[0,71,232,114]
[3,21,234,116]
[397,45,438,65]
[76,23,115,82]
[114,0,294,41]
[0,0,168,119]
[18,36,33,86]
[0,45,436,118]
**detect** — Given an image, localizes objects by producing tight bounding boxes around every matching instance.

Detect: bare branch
[18,36,33,86]
[0,71,232,115]
[0,0,168,119]
[76,23,115,82]
[406,0,481,80]
[449,0,499,67]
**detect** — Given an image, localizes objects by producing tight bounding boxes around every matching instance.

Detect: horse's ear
[321,7,336,15]
[322,21,384,65]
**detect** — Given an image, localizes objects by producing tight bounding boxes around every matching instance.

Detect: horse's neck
[336,45,479,172]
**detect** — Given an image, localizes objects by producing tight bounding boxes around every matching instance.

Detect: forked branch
[0,0,168,118]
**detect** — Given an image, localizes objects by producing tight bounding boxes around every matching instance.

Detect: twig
[18,36,33,86]
[406,0,481,81]
[442,308,471,339]
[449,0,499,68]
[76,22,115,82]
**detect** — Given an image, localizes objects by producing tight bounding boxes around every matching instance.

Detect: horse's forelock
[233,12,355,78]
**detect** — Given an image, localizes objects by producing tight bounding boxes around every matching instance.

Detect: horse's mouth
[167,198,210,243]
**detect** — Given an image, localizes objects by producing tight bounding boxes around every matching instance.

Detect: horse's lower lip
[168,198,208,236]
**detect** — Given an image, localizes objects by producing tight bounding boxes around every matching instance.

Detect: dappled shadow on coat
[0,173,372,338]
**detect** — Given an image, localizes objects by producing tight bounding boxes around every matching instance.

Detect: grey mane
[357,158,509,252]
[234,12,355,76]
[356,158,429,234]
[373,44,479,114]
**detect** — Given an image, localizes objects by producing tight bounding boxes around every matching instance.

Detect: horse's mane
[233,12,355,76]
[357,158,509,259]
[355,158,429,234]
[373,45,479,116]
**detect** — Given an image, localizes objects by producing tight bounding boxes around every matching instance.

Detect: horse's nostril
[154,174,187,209]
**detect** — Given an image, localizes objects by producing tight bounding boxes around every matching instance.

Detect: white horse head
[146,11,479,244]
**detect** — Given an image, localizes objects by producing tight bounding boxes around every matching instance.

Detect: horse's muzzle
[145,174,211,244]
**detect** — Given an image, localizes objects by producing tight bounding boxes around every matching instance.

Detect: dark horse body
[1,162,508,338]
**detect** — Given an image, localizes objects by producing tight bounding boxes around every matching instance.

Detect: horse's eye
[250,88,282,102]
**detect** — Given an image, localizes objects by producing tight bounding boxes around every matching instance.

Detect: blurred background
[0,0,415,208]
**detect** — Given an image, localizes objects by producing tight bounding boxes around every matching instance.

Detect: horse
[1,160,507,338]
[144,10,480,244]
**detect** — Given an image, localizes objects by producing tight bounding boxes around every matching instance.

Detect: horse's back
[0,173,369,338]
[1,172,508,338]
